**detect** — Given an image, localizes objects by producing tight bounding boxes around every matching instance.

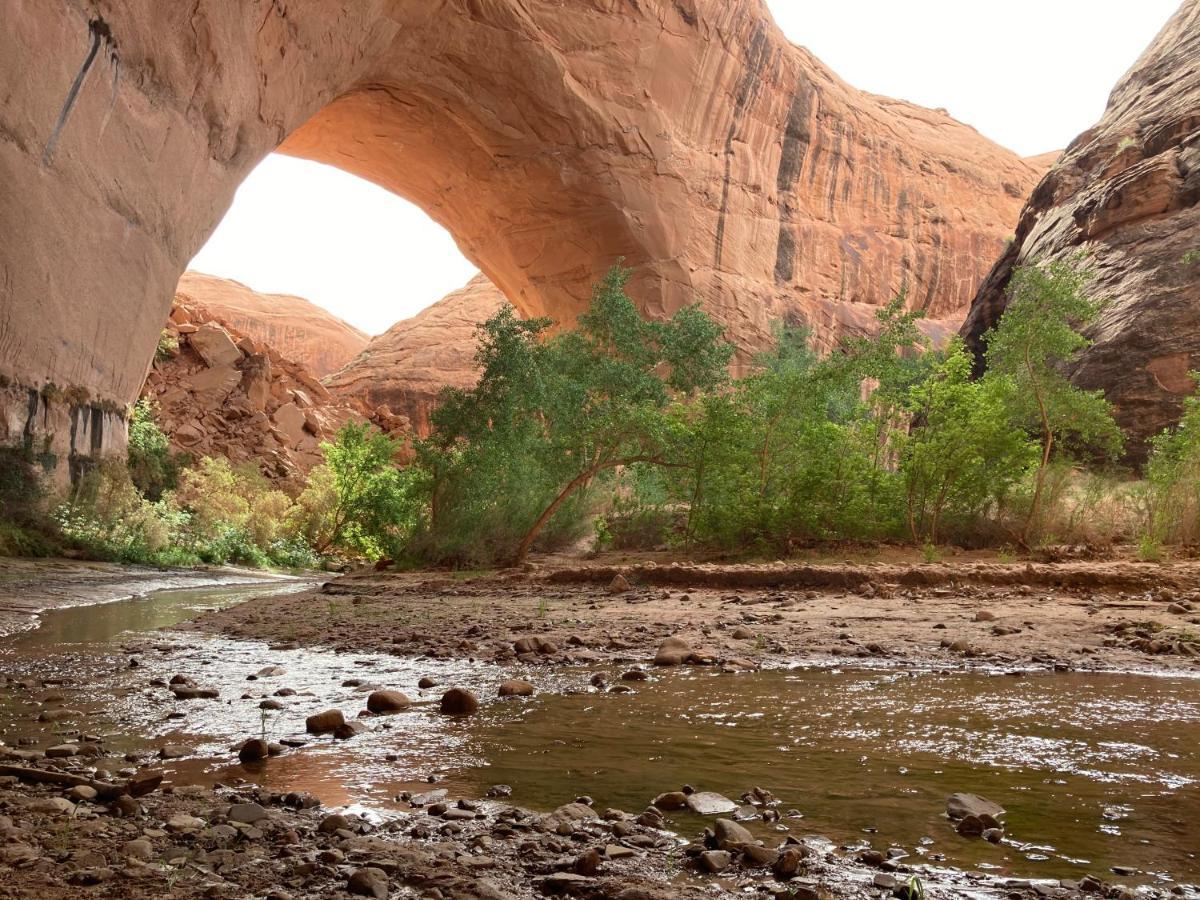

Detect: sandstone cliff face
[144,300,357,482]
[176,272,368,378]
[1,0,1040,472]
[324,274,508,436]
[962,1,1200,456]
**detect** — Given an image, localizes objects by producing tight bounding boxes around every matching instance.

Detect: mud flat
[186,555,1200,674]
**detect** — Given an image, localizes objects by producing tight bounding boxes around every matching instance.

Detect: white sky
[190,1,1180,336]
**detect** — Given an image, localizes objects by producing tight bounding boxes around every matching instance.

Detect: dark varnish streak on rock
[773,74,816,283]
[714,19,772,269]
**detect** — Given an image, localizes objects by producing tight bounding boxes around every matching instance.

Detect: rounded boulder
[366,690,411,713]
[440,688,479,715]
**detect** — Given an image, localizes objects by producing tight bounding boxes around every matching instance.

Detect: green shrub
[173,456,301,565]
[266,536,322,570]
[1143,377,1200,545]
[156,331,179,360]
[672,304,924,552]
[901,341,1034,544]
[409,265,732,566]
[294,423,415,561]
[0,447,47,529]
[0,520,60,557]
[55,458,185,563]
[127,399,183,500]
[598,464,677,550]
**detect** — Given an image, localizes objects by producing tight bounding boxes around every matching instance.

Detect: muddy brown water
[0,581,1197,890]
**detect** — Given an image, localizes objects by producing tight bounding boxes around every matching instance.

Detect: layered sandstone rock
[962,2,1200,457]
[144,300,358,482]
[176,272,369,377]
[1,0,1041,471]
[324,274,508,436]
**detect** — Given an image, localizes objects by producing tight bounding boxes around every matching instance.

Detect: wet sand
[186,554,1200,676]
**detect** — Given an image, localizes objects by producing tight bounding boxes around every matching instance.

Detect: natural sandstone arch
[0,0,1038,474]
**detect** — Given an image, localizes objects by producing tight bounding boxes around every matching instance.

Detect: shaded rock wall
[962,1,1200,457]
[176,272,369,378]
[324,274,508,436]
[1,0,1039,473]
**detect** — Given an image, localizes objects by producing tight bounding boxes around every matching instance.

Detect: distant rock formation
[324,274,507,436]
[144,298,358,482]
[962,2,1200,457]
[2,0,1043,472]
[176,272,368,377]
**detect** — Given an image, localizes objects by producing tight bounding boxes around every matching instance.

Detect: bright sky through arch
[189,1,1181,336]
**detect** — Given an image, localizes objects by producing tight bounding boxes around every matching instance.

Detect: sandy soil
[185,553,1200,676]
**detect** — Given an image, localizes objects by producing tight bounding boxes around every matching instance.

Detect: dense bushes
[126,399,184,500]
[52,421,413,568]
[9,257,1200,569]
[373,259,1147,563]
[1143,383,1200,551]
[295,423,415,560]
[405,266,731,566]
[0,448,61,556]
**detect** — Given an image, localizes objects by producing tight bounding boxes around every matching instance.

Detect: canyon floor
[188,550,1200,676]
[0,553,1197,900]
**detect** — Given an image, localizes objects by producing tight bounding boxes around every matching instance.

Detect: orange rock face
[144,299,359,482]
[324,274,508,436]
[176,273,368,378]
[1,0,1039,470]
[962,2,1200,457]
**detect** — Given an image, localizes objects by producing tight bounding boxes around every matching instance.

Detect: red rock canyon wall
[0,0,1039,476]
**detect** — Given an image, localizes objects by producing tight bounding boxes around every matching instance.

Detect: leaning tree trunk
[512,465,603,565]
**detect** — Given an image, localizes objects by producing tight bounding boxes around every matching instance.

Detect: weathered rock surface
[142,294,359,481]
[324,274,507,436]
[177,272,369,377]
[946,792,1005,821]
[962,2,1200,456]
[1,0,1040,470]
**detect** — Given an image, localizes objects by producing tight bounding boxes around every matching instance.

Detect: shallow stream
[0,581,1196,889]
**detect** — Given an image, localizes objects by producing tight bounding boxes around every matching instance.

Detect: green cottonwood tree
[901,340,1035,543]
[982,260,1123,545]
[420,265,732,564]
[300,422,413,559]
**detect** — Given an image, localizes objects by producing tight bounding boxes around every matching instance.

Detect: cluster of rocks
[174,271,369,379]
[1101,589,1200,657]
[145,299,360,481]
[189,562,1200,681]
[4,629,1193,899]
[946,792,1006,843]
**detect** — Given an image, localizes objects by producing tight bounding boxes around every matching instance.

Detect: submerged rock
[654,636,692,666]
[238,738,270,762]
[498,679,534,697]
[686,792,737,816]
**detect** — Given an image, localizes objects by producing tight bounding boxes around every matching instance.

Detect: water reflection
[1,584,1197,886]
